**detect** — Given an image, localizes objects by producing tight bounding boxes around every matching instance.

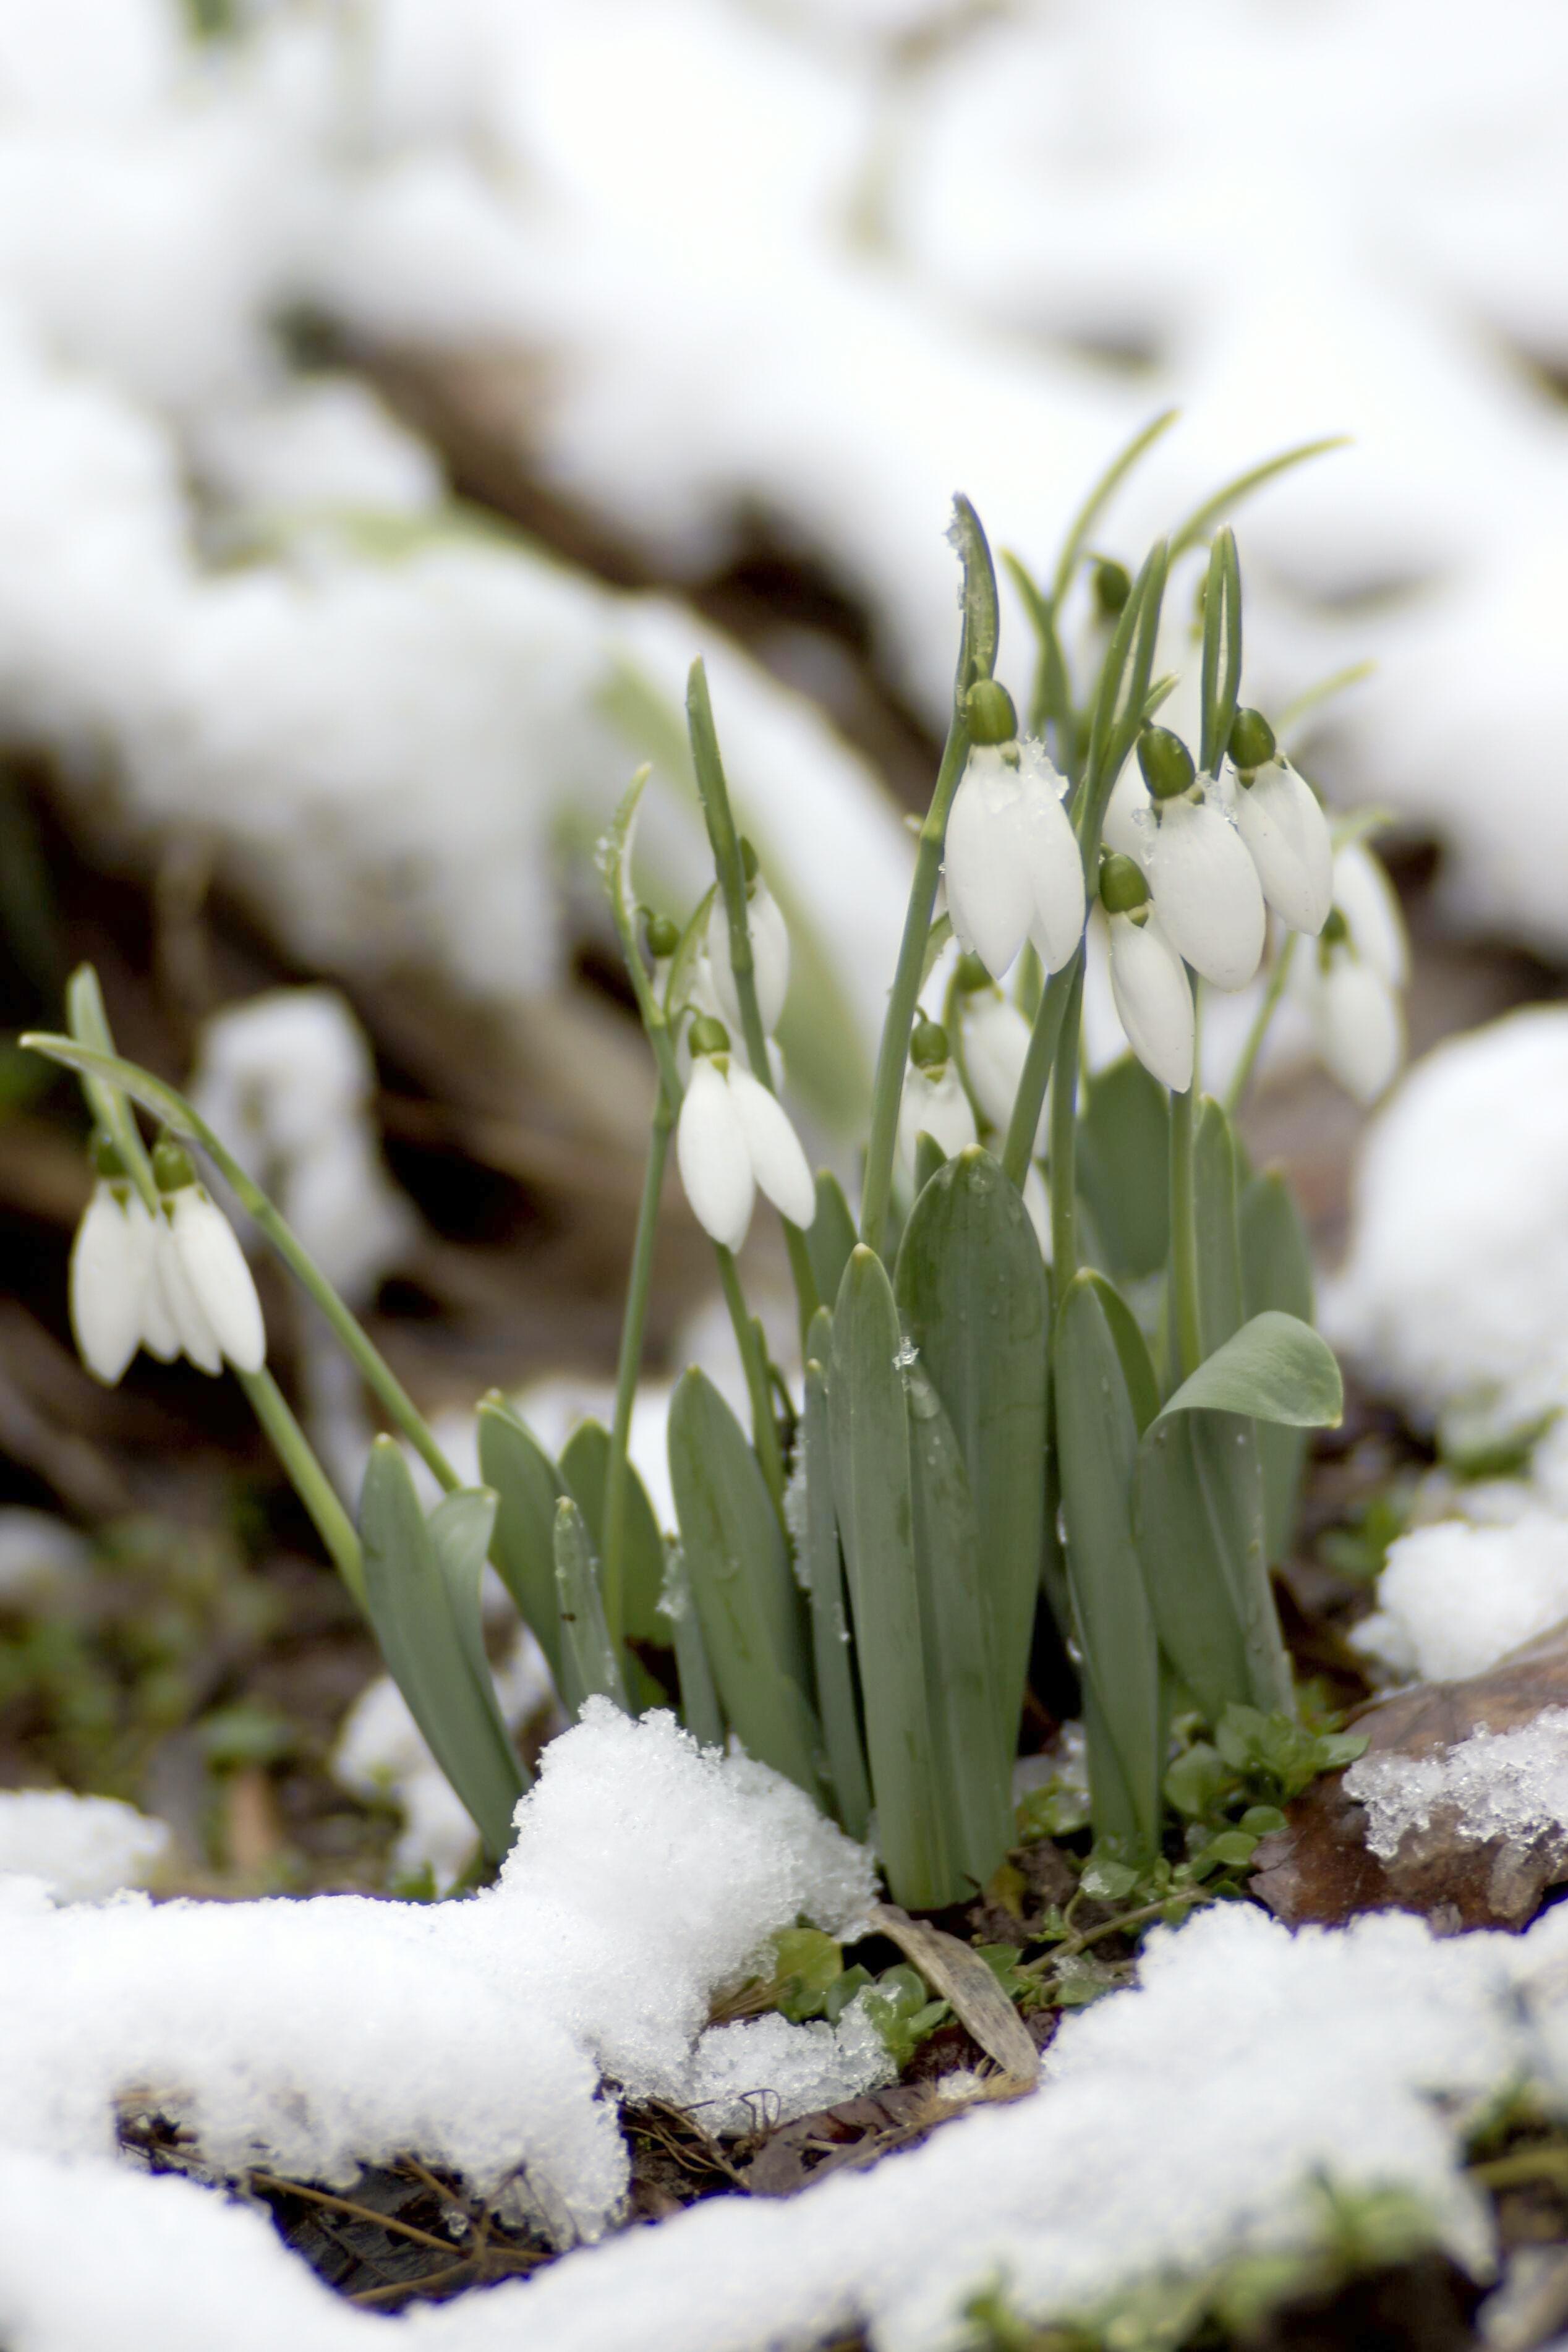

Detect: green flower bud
[910,1016,950,1071]
[1228,707,1277,776]
[1319,906,1350,954]
[1092,558,1131,623]
[152,1138,197,1194]
[643,909,681,961]
[1137,724,1196,803]
[688,1013,731,1059]
[965,678,1017,748]
[90,1130,126,1181]
[954,952,994,994]
[1099,852,1151,915]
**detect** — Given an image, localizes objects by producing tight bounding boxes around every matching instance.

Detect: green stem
[239,1366,366,1608]
[717,1249,785,1512]
[602,1093,673,1647]
[1170,1081,1203,1379]
[1222,929,1297,1117]
[686,662,819,1343]
[1000,958,1075,1189]
[1048,961,1084,1284]
[859,713,972,1257]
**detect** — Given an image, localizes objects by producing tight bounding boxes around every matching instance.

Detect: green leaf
[1053,1271,1162,1856]
[950,494,1000,697]
[667,1368,821,1799]
[660,1543,725,1749]
[895,1149,1048,1786]
[1169,436,1350,560]
[1135,1410,1290,1719]
[806,1171,858,1319]
[559,1419,667,1647]
[913,1128,947,1198]
[1240,1169,1316,1564]
[1078,1269,1159,1438]
[801,1356,872,1841]
[1154,1311,1343,1432]
[829,1246,957,1907]
[477,1397,566,1690]
[1049,408,1179,607]
[1193,1096,1245,1353]
[357,1441,526,1859]
[552,1496,629,1713]
[1076,1055,1170,1282]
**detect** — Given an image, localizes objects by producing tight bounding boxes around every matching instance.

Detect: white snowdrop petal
[1020,783,1087,973]
[725,1064,816,1230]
[707,885,791,1037]
[676,1057,754,1252]
[171,1190,266,1374]
[963,993,1037,1144]
[1144,795,1265,991]
[153,1219,223,1375]
[943,749,1034,978]
[1109,912,1195,1093]
[1232,761,1334,936]
[69,1186,153,1386]
[138,1239,181,1363]
[1101,755,1151,860]
[898,1064,978,1176]
[1333,839,1408,984]
[1311,957,1405,1105]
[1022,1163,1052,1264]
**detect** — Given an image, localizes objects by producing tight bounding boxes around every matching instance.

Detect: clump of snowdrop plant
[28,424,1402,1901]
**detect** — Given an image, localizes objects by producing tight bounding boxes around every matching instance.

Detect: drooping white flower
[1107,909,1195,1093]
[1303,946,1405,1106]
[151,1215,224,1374]
[69,1182,155,1386]
[1230,757,1333,936]
[1101,756,1152,861]
[962,989,1046,1152]
[1141,787,1265,992]
[676,1050,815,1252]
[898,1060,978,1180]
[166,1187,267,1374]
[944,739,1084,979]
[1332,838,1408,984]
[707,882,790,1038]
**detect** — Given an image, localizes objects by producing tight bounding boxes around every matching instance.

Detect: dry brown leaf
[1253,1622,1568,1931]
[867,1901,1039,2085]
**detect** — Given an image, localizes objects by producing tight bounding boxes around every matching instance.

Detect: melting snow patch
[1346,1708,1568,1864]
[0,1790,168,1902]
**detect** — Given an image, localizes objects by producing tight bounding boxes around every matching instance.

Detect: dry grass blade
[868,1901,1038,2085]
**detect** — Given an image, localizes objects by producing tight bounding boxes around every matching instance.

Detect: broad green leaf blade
[560,1420,667,1647]
[894,1149,1047,1779]
[1078,1270,1159,1437]
[477,1397,566,1690]
[1053,1271,1161,1856]
[829,1246,957,1906]
[662,1543,724,1749]
[903,1357,1013,1882]
[358,1440,525,1858]
[1136,1410,1292,1718]
[1241,1170,1316,1565]
[1154,1311,1343,1431]
[950,493,1000,697]
[1193,1096,1244,1352]
[553,1496,629,1713]
[801,1358,871,1841]
[807,1172,858,1317]
[1077,1054,1170,1282]
[667,1368,821,1799]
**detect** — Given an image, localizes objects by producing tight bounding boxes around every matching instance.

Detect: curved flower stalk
[943,688,1084,982]
[1101,854,1195,1092]
[1225,709,1333,939]
[1136,725,1264,992]
[676,1020,816,1251]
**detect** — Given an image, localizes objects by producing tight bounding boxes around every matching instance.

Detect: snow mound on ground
[0,1790,168,1901]
[1353,1517,1568,1685]
[0,1706,879,2248]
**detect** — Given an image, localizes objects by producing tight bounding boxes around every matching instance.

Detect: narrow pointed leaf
[1053,1271,1161,1855]
[829,1246,956,1907]
[1241,1170,1316,1564]
[1193,1096,1245,1351]
[663,1543,724,1749]
[801,1358,871,1841]
[1077,1054,1170,1282]
[667,1368,820,1798]
[950,494,999,696]
[560,1419,667,1646]
[477,1397,566,1689]
[1078,1269,1159,1437]
[553,1496,629,1713]
[806,1171,858,1314]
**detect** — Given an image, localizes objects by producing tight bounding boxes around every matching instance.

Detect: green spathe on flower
[944,686,1084,982]
[675,1018,816,1251]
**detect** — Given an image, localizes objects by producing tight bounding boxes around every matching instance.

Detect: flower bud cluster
[70,1140,266,1387]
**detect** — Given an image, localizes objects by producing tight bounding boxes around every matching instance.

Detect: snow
[0,1790,168,1902]
[1353,1517,1568,1687]
[1345,1706,1568,1866]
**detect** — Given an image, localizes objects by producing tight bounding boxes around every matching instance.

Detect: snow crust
[1345,1706,1568,1865]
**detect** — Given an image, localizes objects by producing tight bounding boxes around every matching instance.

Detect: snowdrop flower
[1331,837,1408,987]
[944,684,1084,981]
[898,1018,978,1179]
[69,1146,155,1386]
[1225,709,1333,937]
[1137,725,1264,992]
[150,1142,267,1376]
[961,982,1046,1151]
[1301,911,1405,1105]
[706,864,790,1037]
[1101,854,1195,1093]
[676,1019,815,1251]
